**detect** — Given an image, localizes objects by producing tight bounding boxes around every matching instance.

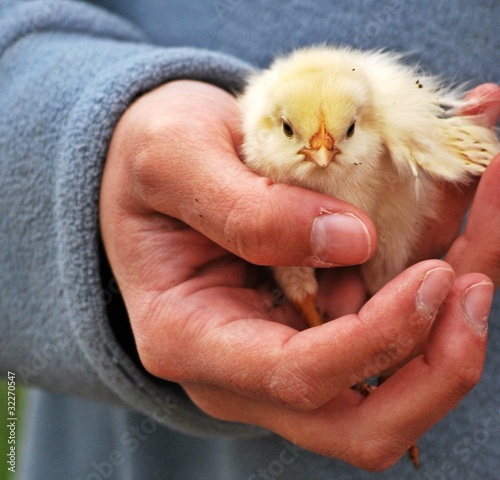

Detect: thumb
[179,164,376,267]
[121,80,377,267]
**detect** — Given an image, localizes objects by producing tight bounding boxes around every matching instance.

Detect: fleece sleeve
[0,0,264,438]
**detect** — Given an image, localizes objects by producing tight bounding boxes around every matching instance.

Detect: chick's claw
[355,381,374,397]
[408,444,420,469]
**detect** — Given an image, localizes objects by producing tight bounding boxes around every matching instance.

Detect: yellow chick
[240,45,500,328]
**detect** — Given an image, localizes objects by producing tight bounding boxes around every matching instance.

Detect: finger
[463,83,500,126]
[412,84,500,262]
[184,274,492,471]
[346,273,492,468]
[142,260,454,412]
[316,266,367,320]
[446,153,500,284]
[119,80,376,267]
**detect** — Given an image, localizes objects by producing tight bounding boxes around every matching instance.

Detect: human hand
[99,80,493,470]
[410,83,500,267]
[379,85,500,371]
[442,84,500,283]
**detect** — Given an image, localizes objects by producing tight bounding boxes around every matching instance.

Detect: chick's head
[241,48,385,194]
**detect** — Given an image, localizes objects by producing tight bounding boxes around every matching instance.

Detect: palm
[99,79,499,470]
[129,215,307,332]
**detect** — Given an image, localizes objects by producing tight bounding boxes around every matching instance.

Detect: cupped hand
[99,80,496,470]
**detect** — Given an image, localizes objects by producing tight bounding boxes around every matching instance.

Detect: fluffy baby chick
[240,46,500,328]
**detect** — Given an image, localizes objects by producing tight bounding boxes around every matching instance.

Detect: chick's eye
[281,119,294,138]
[346,121,356,138]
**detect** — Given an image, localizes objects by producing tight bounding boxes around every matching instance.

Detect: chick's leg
[272,266,322,327]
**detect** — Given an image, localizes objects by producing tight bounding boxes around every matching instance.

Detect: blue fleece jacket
[1,1,499,479]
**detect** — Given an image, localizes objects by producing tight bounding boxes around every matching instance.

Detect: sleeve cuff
[57,45,259,437]
[0,0,261,437]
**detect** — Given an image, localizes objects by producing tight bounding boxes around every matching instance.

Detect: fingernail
[463,281,493,336]
[416,267,455,320]
[310,211,371,265]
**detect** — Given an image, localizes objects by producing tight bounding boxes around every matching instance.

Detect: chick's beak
[300,144,339,168]
[299,120,339,168]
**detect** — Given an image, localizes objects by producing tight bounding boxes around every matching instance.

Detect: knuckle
[355,316,415,376]
[435,357,484,397]
[129,118,185,193]
[348,438,402,472]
